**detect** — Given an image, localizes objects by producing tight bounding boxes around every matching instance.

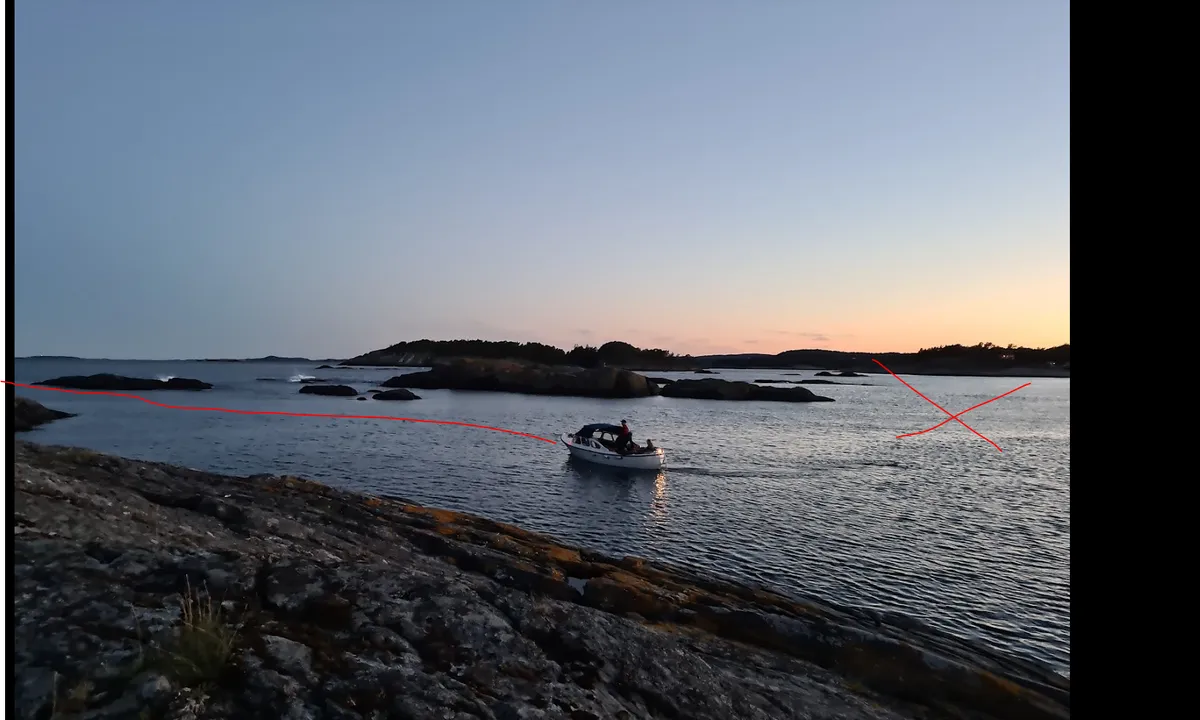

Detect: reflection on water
[562,458,678,544]
[650,471,669,528]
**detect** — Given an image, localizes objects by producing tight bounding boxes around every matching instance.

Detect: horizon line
[13,338,1071,363]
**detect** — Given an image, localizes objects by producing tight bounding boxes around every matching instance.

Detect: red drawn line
[3,380,557,444]
[870,360,1031,452]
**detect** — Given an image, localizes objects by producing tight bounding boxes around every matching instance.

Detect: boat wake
[670,458,908,479]
[667,466,810,481]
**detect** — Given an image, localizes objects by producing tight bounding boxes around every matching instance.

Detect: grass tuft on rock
[152,578,239,687]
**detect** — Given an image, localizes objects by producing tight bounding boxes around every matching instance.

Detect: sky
[12,1,1069,359]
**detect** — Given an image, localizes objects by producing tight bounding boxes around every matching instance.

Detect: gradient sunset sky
[14,2,1069,359]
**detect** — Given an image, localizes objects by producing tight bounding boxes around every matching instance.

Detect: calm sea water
[11,359,1070,677]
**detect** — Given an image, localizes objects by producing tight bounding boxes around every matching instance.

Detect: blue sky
[14,1,1070,359]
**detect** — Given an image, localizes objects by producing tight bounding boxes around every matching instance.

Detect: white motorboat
[560,423,666,471]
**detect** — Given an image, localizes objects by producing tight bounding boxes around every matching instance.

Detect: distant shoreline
[711,366,1071,379]
[16,338,1070,380]
[339,339,1070,377]
[16,356,344,364]
[334,362,1070,379]
[14,361,1070,380]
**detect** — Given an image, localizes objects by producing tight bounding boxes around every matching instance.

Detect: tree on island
[913,342,1071,366]
[343,338,693,370]
[697,342,1069,371]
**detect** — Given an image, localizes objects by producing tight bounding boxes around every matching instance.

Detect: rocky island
[298,384,360,397]
[378,359,834,402]
[12,439,1069,720]
[661,379,833,402]
[343,340,696,372]
[13,396,77,432]
[34,374,214,391]
[381,359,657,399]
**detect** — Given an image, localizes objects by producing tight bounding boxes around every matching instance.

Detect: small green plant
[152,577,239,687]
[48,672,93,718]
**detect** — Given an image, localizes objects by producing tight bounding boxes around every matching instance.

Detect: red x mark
[871,359,1031,452]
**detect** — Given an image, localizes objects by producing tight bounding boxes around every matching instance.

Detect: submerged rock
[753,378,858,386]
[12,397,76,432]
[382,358,656,399]
[372,388,421,401]
[297,384,358,397]
[33,374,213,391]
[662,378,835,402]
[11,441,1068,720]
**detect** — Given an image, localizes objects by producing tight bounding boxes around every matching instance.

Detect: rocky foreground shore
[11,441,1070,720]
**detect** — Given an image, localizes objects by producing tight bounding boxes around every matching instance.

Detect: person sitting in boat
[644,439,655,452]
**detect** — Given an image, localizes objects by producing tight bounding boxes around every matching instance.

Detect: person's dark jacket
[616,426,632,452]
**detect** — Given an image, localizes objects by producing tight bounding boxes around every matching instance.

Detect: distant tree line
[357,339,695,369]
[913,343,1070,366]
[350,338,1070,371]
[696,342,1069,370]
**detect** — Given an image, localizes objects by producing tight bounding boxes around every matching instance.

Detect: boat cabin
[570,423,657,456]
[571,423,624,451]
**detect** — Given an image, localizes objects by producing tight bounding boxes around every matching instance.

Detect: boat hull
[559,433,666,471]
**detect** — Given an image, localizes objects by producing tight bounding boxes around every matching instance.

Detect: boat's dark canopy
[575,423,622,438]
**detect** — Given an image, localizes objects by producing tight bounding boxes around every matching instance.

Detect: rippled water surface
[12,359,1070,675]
